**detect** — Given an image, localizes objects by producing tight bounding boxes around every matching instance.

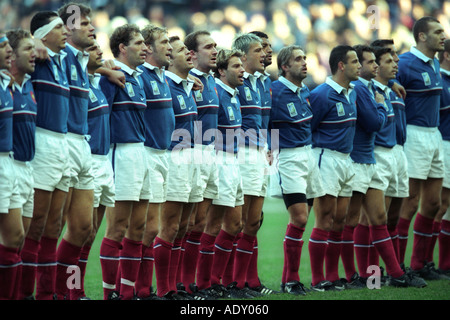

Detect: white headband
[33,17,64,40]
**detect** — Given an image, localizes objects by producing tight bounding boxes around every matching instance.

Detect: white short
[212,151,244,207]
[31,128,70,192]
[91,154,115,208]
[277,145,325,199]
[13,160,34,218]
[67,133,94,190]
[391,144,409,197]
[166,148,198,203]
[238,146,268,197]
[190,144,219,202]
[145,147,169,204]
[109,143,151,202]
[313,148,354,198]
[350,162,377,194]
[372,146,398,194]
[0,153,21,213]
[443,140,450,189]
[404,125,444,180]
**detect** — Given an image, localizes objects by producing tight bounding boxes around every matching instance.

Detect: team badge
[89,89,98,103]
[287,102,297,117]
[421,72,431,86]
[71,65,78,81]
[228,106,235,121]
[150,81,160,95]
[53,65,60,81]
[126,82,135,97]
[244,87,252,101]
[195,90,203,102]
[177,95,186,109]
[336,102,345,116]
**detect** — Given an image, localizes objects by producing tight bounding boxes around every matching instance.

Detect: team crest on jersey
[195,90,203,102]
[89,89,98,103]
[228,106,235,121]
[421,72,431,86]
[336,102,345,116]
[150,81,160,95]
[287,102,297,117]
[244,87,252,101]
[53,65,60,81]
[30,91,36,104]
[126,82,135,97]
[177,95,186,109]
[71,65,78,81]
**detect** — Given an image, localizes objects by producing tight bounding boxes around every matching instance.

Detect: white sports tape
[33,17,64,40]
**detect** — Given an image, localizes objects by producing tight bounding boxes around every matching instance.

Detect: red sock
[370,225,403,278]
[181,231,202,291]
[341,225,356,281]
[70,245,91,300]
[169,238,182,292]
[222,233,239,287]
[325,230,343,282]
[55,239,82,300]
[427,221,441,263]
[438,219,450,270]
[196,233,216,290]
[135,243,154,298]
[308,227,328,286]
[233,233,255,288]
[283,223,304,283]
[397,217,411,264]
[100,237,121,299]
[368,235,379,268]
[153,237,173,297]
[354,224,370,278]
[0,245,20,300]
[246,237,260,288]
[36,236,58,300]
[119,237,142,300]
[211,230,235,285]
[19,237,40,299]
[388,225,400,262]
[411,213,434,270]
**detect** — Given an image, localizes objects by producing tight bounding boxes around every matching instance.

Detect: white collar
[278,76,305,94]
[191,68,214,79]
[47,47,67,66]
[372,78,391,96]
[243,71,258,90]
[325,76,354,95]
[13,73,31,92]
[114,59,143,79]
[215,78,239,98]
[410,46,434,64]
[143,62,165,80]
[0,70,11,90]
[88,72,101,89]
[165,70,194,95]
[66,42,89,70]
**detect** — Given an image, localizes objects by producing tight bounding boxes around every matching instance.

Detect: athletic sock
[397,217,411,265]
[233,233,256,288]
[368,235,380,268]
[370,224,403,278]
[211,230,235,285]
[438,219,450,271]
[387,225,400,262]
[354,224,371,278]
[153,237,173,297]
[169,238,182,292]
[70,245,91,300]
[0,245,20,300]
[246,237,261,288]
[325,230,342,283]
[119,237,142,300]
[19,237,40,299]
[135,243,154,298]
[222,233,239,286]
[35,236,58,300]
[196,233,216,290]
[181,230,202,291]
[283,223,304,283]
[427,221,441,263]
[341,225,356,281]
[308,227,328,286]
[99,237,121,300]
[411,213,434,270]
[55,238,82,300]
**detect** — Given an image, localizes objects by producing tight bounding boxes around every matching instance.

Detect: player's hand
[34,38,48,62]
[188,74,204,92]
[391,82,406,99]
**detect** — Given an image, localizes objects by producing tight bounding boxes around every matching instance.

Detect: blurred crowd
[1,0,449,87]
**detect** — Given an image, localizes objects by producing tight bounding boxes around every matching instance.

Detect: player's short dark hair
[109,23,141,58]
[30,11,59,35]
[329,45,355,75]
[372,46,392,65]
[353,44,375,64]
[169,35,180,44]
[58,1,91,26]
[184,30,210,52]
[214,48,243,78]
[141,24,167,47]
[250,31,268,40]
[370,39,394,48]
[412,16,440,43]
[6,29,31,51]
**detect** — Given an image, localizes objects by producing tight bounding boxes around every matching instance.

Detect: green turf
[81,197,450,300]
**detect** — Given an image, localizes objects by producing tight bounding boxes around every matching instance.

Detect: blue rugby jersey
[397,47,442,128]
[87,73,110,155]
[165,71,198,151]
[215,78,242,154]
[12,75,37,161]
[372,79,396,148]
[255,71,272,146]
[350,78,388,164]
[270,76,312,149]
[31,48,70,133]
[390,91,407,146]
[190,69,219,145]
[0,71,13,152]
[99,60,146,144]
[310,77,357,154]
[236,72,263,148]
[63,44,90,135]
[141,63,175,150]
[440,68,450,141]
